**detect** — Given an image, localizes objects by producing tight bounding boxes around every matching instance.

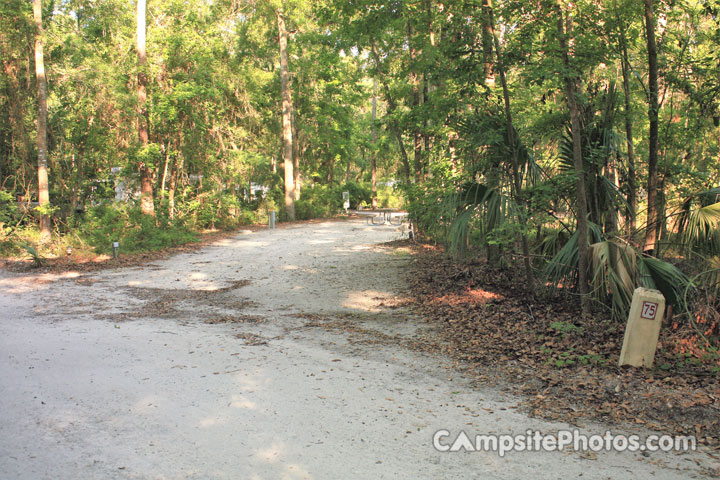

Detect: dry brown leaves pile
[404,243,720,450]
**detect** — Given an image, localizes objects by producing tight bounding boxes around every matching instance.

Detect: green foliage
[541,345,608,369]
[18,242,46,267]
[133,144,163,172]
[80,203,197,254]
[637,256,694,314]
[544,222,605,292]
[404,181,454,243]
[293,181,374,220]
[549,321,584,335]
[340,181,372,209]
[34,203,59,217]
[678,189,720,256]
[0,0,717,326]
[179,191,249,230]
[546,228,694,320]
[0,191,18,228]
[375,185,405,209]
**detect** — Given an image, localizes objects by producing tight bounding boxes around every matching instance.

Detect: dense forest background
[1,0,719,341]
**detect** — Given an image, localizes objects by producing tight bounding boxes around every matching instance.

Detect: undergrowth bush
[80,203,197,254]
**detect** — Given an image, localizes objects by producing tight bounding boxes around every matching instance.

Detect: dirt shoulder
[0,216,353,275]
[400,241,720,451]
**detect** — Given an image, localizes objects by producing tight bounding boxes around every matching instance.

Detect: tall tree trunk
[557,5,591,315]
[168,148,183,221]
[618,25,637,239]
[291,109,300,200]
[481,0,495,87]
[168,168,176,220]
[371,78,378,209]
[422,78,431,169]
[604,161,619,233]
[33,0,50,242]
[656,174,666,257]
[408,21,423,183]
[137,0,154,216]
[488,1,534,294]
[160,144,170,199]
[277,8,295,221]
[643,0,660,255]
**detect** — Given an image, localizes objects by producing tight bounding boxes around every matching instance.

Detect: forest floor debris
[400,241,720,449]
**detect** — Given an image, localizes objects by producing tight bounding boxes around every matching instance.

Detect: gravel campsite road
[0,218,717,479]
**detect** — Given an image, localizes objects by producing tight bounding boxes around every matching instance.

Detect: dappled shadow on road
[0,271,81,295]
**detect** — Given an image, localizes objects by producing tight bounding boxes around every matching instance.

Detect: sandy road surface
[0,219,716,479]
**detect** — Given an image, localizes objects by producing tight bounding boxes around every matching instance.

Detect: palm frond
[589,240,637,319]
[681,201,720,255]
[20,242,46,267]
[545,225,693,319]
[544,221,604,289]
[637,255,693,312]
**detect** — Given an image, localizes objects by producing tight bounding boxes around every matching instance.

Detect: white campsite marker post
[619,287,666,368]
[342,191,350,213]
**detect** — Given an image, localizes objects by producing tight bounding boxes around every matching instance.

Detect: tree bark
[160,144,169,200]
[408,21,423,183]
[291,109,300,200]
[371,78,378,209]
[277,8,295,221]
[137,0,154,216]
[643,0,659,255]
[620,26,637,240]
[618,25,637,239]
[488,1,534,295]
[557,6,591,315]
[481,0,495,87]
[33,0,50,242]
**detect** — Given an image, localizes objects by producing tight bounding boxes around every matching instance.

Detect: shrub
[80,203,197,254]
[0,190,18,228]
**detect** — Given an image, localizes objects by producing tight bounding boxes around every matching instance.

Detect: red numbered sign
[641,301,658,320]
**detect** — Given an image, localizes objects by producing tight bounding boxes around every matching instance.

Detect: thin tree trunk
[448,131,458,175]
[169,150,182,221]
[371,79,378,209]
[656,174,666,256]
[604,161,619,233]
[277,8,295,220]
[137,0,154,216]
[618,25,637,239]
[643,0,660,254]
[33,0,50,242]
[291,108,300,200]
[408,21,423,183]
[557,5,591,315]
[160,145,169,200]
[481,0,495,87]
[422,78,431,172]
[488,1,534,294]
[168,169,176,220]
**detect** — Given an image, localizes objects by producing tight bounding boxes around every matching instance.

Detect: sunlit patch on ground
[431,287,503,306]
